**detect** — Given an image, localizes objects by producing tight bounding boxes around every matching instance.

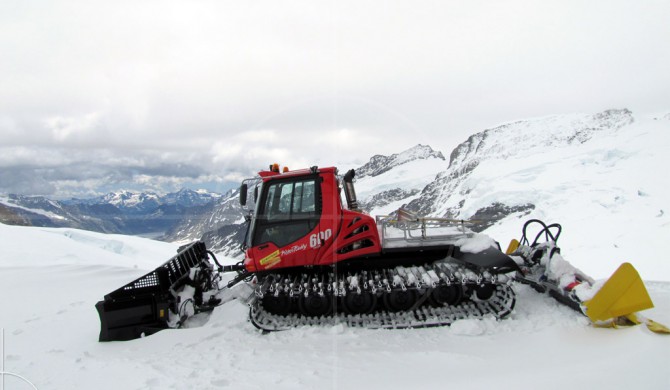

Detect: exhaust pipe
[343,169,359,211]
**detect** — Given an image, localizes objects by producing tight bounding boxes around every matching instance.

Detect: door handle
[259,244,269,250]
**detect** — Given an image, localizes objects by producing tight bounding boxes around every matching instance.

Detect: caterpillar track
[248,260,516,331]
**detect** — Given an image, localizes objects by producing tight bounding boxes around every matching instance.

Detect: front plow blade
[583,262,653,322]
[96,241,210,341]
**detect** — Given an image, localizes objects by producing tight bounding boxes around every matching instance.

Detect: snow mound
[0,222,177,269]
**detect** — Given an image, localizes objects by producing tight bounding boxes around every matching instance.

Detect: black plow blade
[95,241,209,342]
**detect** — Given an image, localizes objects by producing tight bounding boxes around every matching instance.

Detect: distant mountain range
[0,189,221,236]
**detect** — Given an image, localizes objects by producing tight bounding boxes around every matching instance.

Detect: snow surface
[1,223,668,389]
[356,157,446,216]
[459,113,670,281]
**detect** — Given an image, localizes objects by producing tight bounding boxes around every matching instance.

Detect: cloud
[0,1,669,197]
[235,130,279,143]
[0,166,57,195]
[0,146,217,197]
[45,112,102,142]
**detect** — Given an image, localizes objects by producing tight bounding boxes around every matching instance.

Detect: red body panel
[243,167,382,272]
[314,209,381,265]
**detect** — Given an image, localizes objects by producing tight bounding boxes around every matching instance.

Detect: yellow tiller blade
[583,263,654,322]
[505,239,520,255]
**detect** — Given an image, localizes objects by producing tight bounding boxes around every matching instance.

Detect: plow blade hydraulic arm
[509,219,668,334]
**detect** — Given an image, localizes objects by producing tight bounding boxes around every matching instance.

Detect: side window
[292,182,304,213]
[278,182,293,214]
[263,184,278,219]
[293,181,316,213]
[254,178,319,247]
[265,182,293,221]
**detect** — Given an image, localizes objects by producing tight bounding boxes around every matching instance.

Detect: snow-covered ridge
[448,108,633,181]
[100,190,161,208]
[0,195,67,222]
[355,144,445,179]
[352,145,447,216]
[409,108,636,217]
[405,108,669,280]
[91,188,221,209]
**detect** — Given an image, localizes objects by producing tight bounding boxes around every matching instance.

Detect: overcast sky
[1,0,668,198]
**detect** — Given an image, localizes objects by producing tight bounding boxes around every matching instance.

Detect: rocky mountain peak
[446,108,634,180]
[100,190,160,209]
[356,144,445,179]
[409,108,636,219]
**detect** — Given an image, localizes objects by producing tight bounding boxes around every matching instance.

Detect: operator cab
[239,165,377,271]
[240,165,323,251]
[251,175,321,249]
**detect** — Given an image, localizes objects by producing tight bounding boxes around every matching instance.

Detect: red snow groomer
[96,165,667,341]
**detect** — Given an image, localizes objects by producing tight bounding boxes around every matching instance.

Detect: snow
[370,192,423,217]
[1,222,669,389]
[0,223,176,268]
[0,196,66,221]
[355,157,446,213]
[454,113,670,281]
[454,233,498,254]
[102,190,161,208]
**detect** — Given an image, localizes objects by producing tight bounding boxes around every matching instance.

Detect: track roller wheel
[262,294,292,315]
[474,284,495,301]
[383,289,416,312]
[429,284,464,306]
[299,294,332,317]
[343,291,377,315]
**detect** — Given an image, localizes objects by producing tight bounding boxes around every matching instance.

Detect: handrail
[376,214,474,248]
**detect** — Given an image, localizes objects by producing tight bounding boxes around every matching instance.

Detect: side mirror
[240,183,248,206]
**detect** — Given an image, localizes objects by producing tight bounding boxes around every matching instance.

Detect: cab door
[250,176,321,270]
